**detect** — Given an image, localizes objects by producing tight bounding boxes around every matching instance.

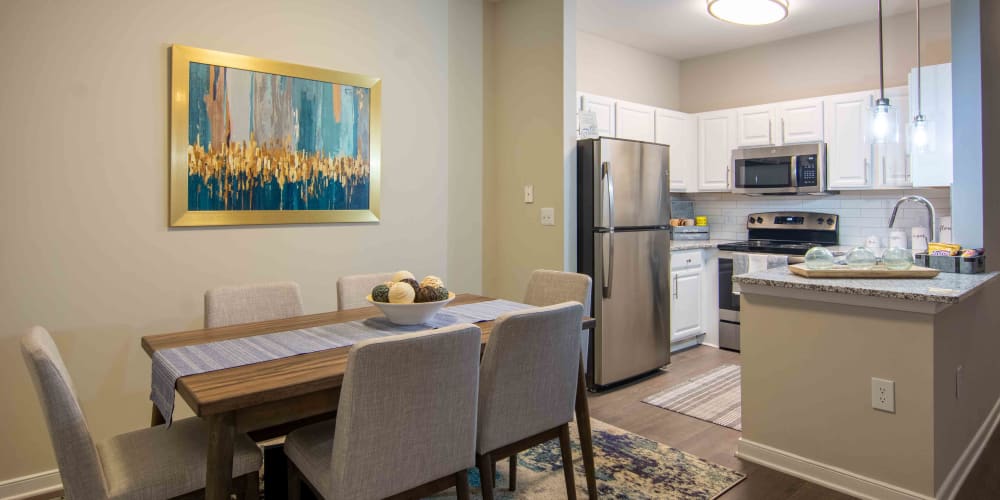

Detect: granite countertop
[734,267,1000,304]
[670,239,735,251]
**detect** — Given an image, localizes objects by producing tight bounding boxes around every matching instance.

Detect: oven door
[731,155,798,194]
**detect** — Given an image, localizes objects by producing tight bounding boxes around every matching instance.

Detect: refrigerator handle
[602,161,615,299]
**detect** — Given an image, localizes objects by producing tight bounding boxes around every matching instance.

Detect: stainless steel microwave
[731,142,828,195]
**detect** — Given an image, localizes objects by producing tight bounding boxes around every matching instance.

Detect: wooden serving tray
[789,263,941,279]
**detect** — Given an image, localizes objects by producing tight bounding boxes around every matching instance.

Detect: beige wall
[576,31,681,110]
[740,293,937,495]
[448,0,485,294]
[483,0,572,300]
[740,280,1000,497]
[679,4,952,113]
[0,0,483,483]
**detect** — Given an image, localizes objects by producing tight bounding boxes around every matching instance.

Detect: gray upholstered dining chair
[497,269,592,492]
[283,323,482,500]
[476,302,584,500]
[20,326,262,499]
[204,281,304,328]
[335,272,394,311]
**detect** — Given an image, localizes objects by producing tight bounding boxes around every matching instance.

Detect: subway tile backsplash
[675,188,952,247]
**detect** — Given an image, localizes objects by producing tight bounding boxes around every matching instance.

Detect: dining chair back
[21,326,108,499]
[204,281,304,328]
[475,302,583,499]
[335,272,394,311]
[523,269,592,311]
[286,323,481,499]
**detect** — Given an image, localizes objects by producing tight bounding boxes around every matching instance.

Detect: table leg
[206,412,236,500]
[150,404,165,427]
[575,356,597,498]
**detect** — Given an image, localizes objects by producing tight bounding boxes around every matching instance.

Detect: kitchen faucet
[888,195,937,242]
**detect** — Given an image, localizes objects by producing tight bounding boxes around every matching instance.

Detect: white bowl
[366,292,456,325]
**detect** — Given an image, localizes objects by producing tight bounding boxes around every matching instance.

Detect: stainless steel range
[716,211,840,351]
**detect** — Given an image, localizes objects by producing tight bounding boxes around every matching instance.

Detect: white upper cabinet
[655,109,697,193]
[697,109,737,191]
[615,101,655,142]
[875,86,912,188]
[824,90,874,189]
[580,94,616,137]
[777,98,824,144]
[909,63,953,187]
[736,105,776,147]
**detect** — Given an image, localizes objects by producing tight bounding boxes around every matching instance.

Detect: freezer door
[593,229,671,386]
[595,138,670,229]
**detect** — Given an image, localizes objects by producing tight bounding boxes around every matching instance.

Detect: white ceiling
[577,0,950,61]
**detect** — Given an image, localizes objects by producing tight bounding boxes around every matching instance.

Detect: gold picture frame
[169,45,381,227]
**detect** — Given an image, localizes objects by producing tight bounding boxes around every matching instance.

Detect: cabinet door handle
[864,158,870,184]
[726,166,731,188]
[781,117,785,142]
[673,274,679,299]
[882,156,887,184]
[768,119,773,145]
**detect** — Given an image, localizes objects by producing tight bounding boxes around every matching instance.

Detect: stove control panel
[745,211,838,231]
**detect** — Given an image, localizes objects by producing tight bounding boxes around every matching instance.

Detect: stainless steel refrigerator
[577,137,671,389]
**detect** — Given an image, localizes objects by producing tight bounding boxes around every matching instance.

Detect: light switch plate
[524,185,534,204]
[540,207,555,226]
[872,377,895,413]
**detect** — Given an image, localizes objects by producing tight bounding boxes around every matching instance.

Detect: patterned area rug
[641,364,742,431]
[425,418,745,499]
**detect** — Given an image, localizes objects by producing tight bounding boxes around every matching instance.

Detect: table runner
[151,299,533,424]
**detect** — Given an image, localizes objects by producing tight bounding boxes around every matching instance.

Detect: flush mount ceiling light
[707,0,789,26]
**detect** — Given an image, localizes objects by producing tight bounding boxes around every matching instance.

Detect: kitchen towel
[732,253,788,294]
[151,299,534,425]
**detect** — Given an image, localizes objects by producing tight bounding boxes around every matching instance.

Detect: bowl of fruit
[366,271,455,325]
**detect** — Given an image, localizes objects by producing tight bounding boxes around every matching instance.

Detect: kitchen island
[734,267,1000,500]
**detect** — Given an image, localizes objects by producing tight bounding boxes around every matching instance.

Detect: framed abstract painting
[169,45,380,226]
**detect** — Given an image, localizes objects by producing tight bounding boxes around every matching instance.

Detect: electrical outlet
[524,185,534,204]
[540,207,555,226]
[872,378,895,413]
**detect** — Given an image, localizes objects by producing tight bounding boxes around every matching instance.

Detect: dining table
[142,293,599,500]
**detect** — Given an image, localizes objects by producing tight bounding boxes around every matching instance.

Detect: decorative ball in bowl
[366,272,454,325]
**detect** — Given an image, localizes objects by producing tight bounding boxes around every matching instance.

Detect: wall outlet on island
[872,378,896,413]
[540,207,555,226]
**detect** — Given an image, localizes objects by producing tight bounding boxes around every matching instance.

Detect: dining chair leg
[508,454,517,491]
[477,453,495,500]
[455,469,470,500]
[576,356,598,498]
[287,460,302,500]
[559,423,578,500]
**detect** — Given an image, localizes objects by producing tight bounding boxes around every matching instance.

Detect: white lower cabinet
[670,250,703,344]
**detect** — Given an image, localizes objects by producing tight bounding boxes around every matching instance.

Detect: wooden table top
[142,294,596,417]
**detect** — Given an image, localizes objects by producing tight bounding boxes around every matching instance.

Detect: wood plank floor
[587,345,855,499]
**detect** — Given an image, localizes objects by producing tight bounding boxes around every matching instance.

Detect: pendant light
[871,0,898,144]
[910,0,935,153]
[707,0,789,26]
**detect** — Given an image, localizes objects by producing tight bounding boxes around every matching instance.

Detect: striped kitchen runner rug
[641,364,742,431]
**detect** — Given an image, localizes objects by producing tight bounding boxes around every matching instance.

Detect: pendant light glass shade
[707,0,789,26]
[871,98,898,144]
[910,115,935,153]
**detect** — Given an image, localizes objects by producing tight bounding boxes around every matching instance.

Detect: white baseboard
[0,469,62,500]
[936,394,1000,500]
[737,438,934,500]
